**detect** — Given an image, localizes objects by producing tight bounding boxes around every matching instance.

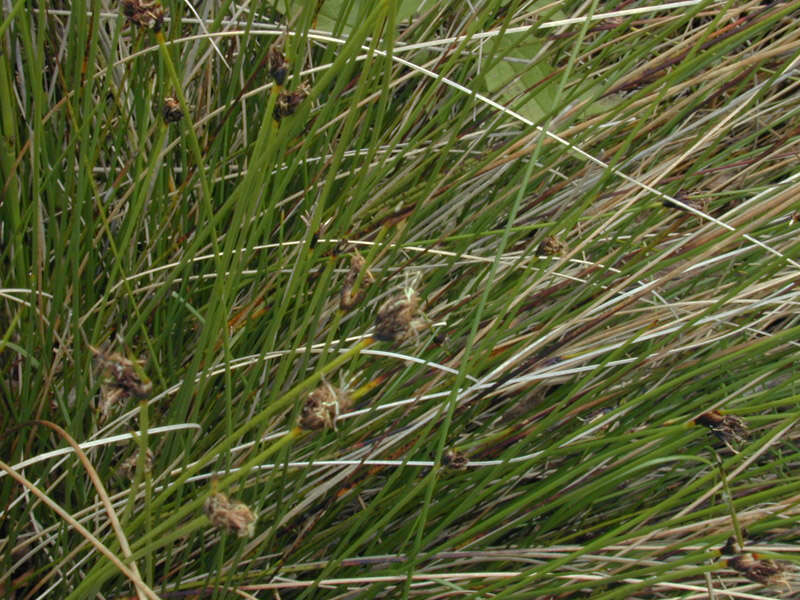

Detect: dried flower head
[727,553,788,588]
[204,492,257,538]
[274,81,310,120]
[695,410,748,445]
[537,236,567,256]
[162,97,182,123]
[267,42,288,86]
[92,347,152,421]
[442,449,468,470]
[300,381,352,431]
[121,0,165,30]
[94,350,152,396]
[374,289,428,344]
[340,252,374,311]
[118,447,155,479]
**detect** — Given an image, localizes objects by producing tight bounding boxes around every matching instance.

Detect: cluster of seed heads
[121,0,164,31]
[298,265,433,435]
[706,428,789,590]
[204,492,257,538]
[267,41,310,121]
[336,251,430,344]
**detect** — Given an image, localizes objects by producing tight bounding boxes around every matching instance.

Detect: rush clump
[300,381,353,431]
[204,492,257,538]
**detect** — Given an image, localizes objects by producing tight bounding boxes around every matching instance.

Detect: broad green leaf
[482,31,556,123]
[291,0,419,34]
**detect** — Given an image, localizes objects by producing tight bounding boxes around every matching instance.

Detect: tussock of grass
[2,1,800,598]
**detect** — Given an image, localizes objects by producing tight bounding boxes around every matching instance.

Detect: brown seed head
[162,97,183,123]
[118,448,155,479]
[121,0,165,30]
[93,348,152,421]
[442,449,469,470]
[720,535,739,556]
[267,43,288,86]
[274,81,310,120]
[300,382,352,431]
[727,553,787,587]
[340,252,374,311]
[695,410,748,444]
[93,350,152,398]
[204,492,257,538]
[537,236,567,256]
[374,291,426,344]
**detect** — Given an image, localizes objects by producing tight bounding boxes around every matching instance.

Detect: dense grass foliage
[2,1,800,598]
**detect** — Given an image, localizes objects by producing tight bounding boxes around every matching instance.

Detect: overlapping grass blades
[2,0,800,598]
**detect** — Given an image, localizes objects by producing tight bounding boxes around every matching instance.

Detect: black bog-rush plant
[2,1,800,598]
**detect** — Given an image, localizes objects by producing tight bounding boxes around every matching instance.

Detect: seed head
[727,553,788,588]
[93,347,152,421]
[720,535,739,556]
[267,43,288,86]
[442,449,469,470]
[537,236,567,256]
[374,291,426,344]
[162,97,183,123]
[121,0,165,30]
[118,448,155,480]
[695,410,748,444]
[300,381,352,431]
[93,349,152,398]
[274,81,310,120]
[340,252,374,311]
[204,492,257,538]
